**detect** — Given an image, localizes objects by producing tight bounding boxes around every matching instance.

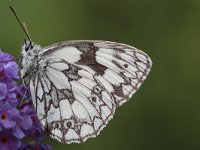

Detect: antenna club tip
[10,6,32,43]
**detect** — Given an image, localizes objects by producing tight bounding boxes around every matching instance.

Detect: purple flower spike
[0,50,51,149]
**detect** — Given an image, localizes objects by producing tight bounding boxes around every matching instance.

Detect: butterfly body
[20,40,152,144]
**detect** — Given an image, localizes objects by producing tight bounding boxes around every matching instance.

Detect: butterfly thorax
[20,41,42,80]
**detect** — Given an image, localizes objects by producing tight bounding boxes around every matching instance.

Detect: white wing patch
[27,40,152,144]
[48,46,82,63]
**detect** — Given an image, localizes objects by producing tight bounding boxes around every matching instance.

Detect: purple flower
[0,50,51,149]
[0,103,17,128]
[0,82,7,101]
[0,51,18,80]
[0,51,14,63]
[0,130,21,150]
[4,61,19,79]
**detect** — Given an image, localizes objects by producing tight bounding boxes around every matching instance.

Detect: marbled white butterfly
[10,6,152,144]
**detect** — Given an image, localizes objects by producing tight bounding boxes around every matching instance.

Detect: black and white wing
[30,40,152,143]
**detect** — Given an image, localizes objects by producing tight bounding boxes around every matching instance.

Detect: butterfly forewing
[25,40,152,143]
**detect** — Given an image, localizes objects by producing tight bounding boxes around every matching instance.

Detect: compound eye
[25,44,31,52]
[24,40,33,52]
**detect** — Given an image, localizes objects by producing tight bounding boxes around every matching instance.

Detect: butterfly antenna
[9,6,32,45]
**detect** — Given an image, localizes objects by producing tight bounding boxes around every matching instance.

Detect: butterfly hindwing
[27,40,152,143]
[30,59,116,143]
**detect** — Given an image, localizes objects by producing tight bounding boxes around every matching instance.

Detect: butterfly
[20,40,152,144]
[10,6,152,144]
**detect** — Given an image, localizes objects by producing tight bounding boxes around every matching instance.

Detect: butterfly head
[21,40,41,55]
[22,39,34,52]
[23,40,33,51]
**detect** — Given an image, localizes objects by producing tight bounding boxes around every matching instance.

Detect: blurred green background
[1,0,200,149]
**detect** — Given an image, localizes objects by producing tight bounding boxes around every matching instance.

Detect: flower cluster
[0,50,51,150]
